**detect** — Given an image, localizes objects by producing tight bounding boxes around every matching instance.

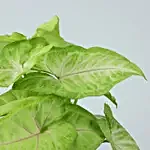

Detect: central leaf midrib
[59,67,118,79]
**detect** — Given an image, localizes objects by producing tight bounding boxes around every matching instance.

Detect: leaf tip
[104,92,118,108]
[137,67,147,80]
[142,73,147,81]
[53,15,60,21]
[130,62,147,80]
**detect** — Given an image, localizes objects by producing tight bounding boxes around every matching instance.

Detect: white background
[0,0,149,149]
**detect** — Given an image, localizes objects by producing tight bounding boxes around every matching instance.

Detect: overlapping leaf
[0,16,72,87]
[0,95,77,150]
[96,104,140,150]
[14,45,145,99]
[64,104,105,150]
[0,37,51,87]
[33,16,70,48]
[0,91,105,150]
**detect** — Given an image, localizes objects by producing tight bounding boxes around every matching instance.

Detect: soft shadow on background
[0,0,149,149]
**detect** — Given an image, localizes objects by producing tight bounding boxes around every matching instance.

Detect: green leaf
[96,104,140,150]
[33,16,70,48]
[0,37,51,87]
[64,104,105,150]
[0,95,77,150]
[15,45,145,99]
[104,92,118,107]
[34,15,60,36]
[0,32,26,50]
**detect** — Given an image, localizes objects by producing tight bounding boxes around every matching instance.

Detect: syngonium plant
[0,16,146,150]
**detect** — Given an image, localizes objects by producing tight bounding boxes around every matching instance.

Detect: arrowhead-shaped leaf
[14,45,145,99]
[96,104,140,150]
[0,95,77,150]
[0,91,105,150]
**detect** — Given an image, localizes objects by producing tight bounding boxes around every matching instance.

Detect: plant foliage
[0,16,145,150]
